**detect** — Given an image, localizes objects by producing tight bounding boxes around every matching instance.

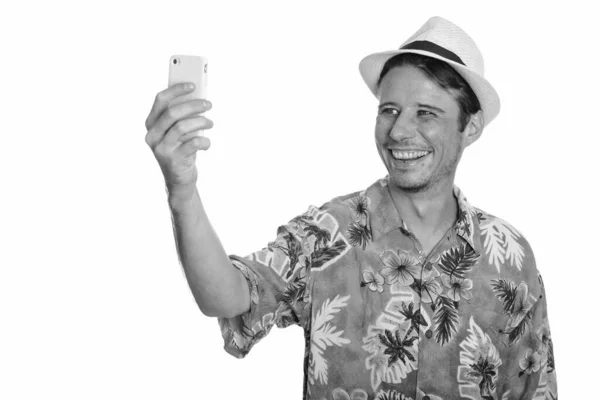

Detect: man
[145,16,557,400]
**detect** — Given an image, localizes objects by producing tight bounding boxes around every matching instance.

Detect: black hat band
[400,40,465,66]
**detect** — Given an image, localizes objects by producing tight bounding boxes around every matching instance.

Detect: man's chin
[388,173,431,193]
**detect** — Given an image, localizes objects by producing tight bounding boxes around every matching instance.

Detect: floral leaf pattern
[454,187,477,245]
[433,295,459,346]
[268,225,305,278]
[347,222,373,250]
[309,295,352,386]
[457,316,502,400]
[506,310,532,345]
[437,244,479,279]
[378,328,418,367]
[480,216,525,272]
[218,176,557,399]
[312,239,349,269]
[411,263,442,304]
[282,273,307,304]
[345,192,373,250]
[547,337,555,373]
[374,389,414,400]
[362,288,429,392]
[491,280,538,346]
[398,302,428,338]
[490,278,517,314]
[264,205,352,279]
[530,318,557,400]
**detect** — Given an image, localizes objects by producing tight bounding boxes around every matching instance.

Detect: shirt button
[425,329,433,339]
[424,263,432,271]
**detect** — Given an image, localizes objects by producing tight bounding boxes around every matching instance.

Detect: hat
[359,16,500,127]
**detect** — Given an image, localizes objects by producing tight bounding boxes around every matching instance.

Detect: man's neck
[387,180,458,236]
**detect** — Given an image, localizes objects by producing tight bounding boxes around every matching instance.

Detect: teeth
[391,150,430,160]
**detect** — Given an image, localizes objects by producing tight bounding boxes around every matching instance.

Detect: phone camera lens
[173,58,179,65]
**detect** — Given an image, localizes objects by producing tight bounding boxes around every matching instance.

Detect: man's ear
[463,110,484,147]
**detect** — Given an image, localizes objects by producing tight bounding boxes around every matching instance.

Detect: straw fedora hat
[359,16,500,127]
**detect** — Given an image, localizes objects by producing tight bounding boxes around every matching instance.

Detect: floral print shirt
[217,176,558,400]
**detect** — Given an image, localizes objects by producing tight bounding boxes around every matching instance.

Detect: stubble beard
[388,150,461,194]
[389,172,432,193]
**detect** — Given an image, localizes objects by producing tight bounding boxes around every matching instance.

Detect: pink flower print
[510,282,534,325]
[519,349,542,376]
[428,252,441,265]
[441,274,473,301]
[362,269,385,293]
[379,250,421,286]
[351,194,371,226]
[536,324,551,354]
[420,263,441,303]
[420,278,442,304]
[332,388,368,400]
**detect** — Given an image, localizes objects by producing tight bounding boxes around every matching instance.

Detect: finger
[177,136,212,157]
[145,82,195,131]
[146,99,212,147]
[163,116,214,147]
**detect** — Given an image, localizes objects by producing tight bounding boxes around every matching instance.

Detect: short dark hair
[376,53,481,132]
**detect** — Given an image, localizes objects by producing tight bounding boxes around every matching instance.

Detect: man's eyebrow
[377,101,399,111]
[416,103,446,114]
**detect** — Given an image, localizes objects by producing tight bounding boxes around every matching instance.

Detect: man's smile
[388,148,432,164]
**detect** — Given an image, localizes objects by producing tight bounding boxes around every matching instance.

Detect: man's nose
[389,111,417,141]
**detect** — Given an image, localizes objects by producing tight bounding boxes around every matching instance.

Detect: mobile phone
[168,55,208,135]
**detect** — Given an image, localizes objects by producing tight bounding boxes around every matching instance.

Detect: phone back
[168,55,208,108]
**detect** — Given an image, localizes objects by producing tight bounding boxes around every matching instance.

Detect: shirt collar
[365,175,479,250]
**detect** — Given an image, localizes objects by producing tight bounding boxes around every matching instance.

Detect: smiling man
[146,16,557,400]
[372,53,485,257]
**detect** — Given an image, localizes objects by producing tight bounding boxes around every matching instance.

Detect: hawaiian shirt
[217,175,558,400]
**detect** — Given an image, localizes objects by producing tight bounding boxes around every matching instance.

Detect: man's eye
[417,110,435,117]
[380,108,399,116]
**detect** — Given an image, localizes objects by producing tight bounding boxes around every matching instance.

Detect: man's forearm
[168,184,250,318]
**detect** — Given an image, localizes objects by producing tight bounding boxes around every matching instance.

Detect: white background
[1,0,597,398]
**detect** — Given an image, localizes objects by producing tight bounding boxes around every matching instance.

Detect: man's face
[375,65,475,193]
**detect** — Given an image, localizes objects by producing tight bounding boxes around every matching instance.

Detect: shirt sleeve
[526,271,558,399]
[217,206,318,359]
[505,252,558,399]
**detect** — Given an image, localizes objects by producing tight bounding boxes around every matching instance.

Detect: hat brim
[359,49,500,128]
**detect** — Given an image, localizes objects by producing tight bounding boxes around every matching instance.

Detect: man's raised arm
[145,83,249,318]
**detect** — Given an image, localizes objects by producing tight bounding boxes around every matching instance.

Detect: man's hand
[145,83,213,193]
